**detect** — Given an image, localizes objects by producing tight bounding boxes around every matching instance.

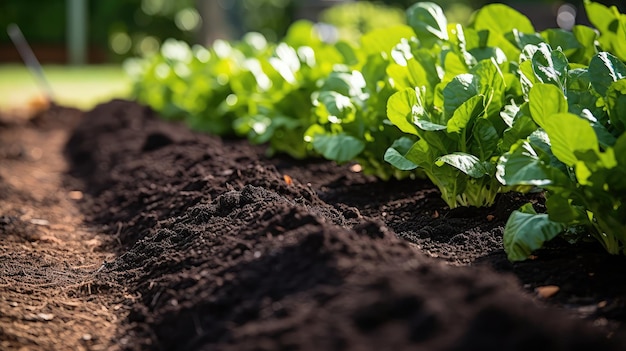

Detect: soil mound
[63,100,623,350]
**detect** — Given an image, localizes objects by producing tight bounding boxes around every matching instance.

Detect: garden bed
[1,100,625,350]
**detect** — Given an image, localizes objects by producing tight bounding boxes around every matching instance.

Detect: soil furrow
[0,107,126,351]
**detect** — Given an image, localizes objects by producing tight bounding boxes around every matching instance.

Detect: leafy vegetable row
[126,22,350,159]
[126,1,626,261]
[498,53,626,260]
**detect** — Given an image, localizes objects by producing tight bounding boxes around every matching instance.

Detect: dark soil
[0,105,123,351]
[2,100,626,350]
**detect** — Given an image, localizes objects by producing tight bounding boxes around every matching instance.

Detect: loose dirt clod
[536,285,561,299]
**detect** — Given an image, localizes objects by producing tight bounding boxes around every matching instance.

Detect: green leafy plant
[126,35,271,135]
[127,22,349,158]
[584,0,626,61]
[304,25,418,179]
[383,2,539,208]
[230,20,349,159]
[382,1,622,209]
[497,52,626,260]
[489,0,626,261]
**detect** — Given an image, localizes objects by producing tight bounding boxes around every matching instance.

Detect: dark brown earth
[2,100,626,350]
[0,106,125,351]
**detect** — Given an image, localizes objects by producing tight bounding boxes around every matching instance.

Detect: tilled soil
[0,106,126,350]
[2,100,626,350]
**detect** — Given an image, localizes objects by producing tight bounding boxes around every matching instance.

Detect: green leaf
[528,83,568,124]
[416,119,447,131]
[471,118,499,160]
[390,38,412,65]
[471,58,506,97]
[384,137,419,171]
[334,41,359,66]
[453,24,479,51]
[417,128,455,156]
[504,203,566,261]
[588,52,626,96]
[500,103,520,127]
[443,74,479,118]
[436,153,489,178]
[312,134,365,163]
[304,124,325,143]
[468,47,508,65]
[442,51,470,83]
[496,141,564,187]
[613,132,626,166]
[315,91,356,123]
[519,60,538,96]
[591,122,617,150]
[406,2,448,47]
[541,29,581,58]
[584,0,618,35]
[471,58,506,117]
[488,33,524,62]
[606,79,626,134]
[361,25,416,56]
[404,138,435,168]
[472,3,534,35]
[565,72,616,149]
[320,71,365,97]
[413,48,442,90]
[387,58,429,90]
[541,113,599,166]
[387,88,421,136]
[565,68,604,118]
[545,192,583,224]
[447,95,484,133]
[572,25,598,63]
[361,53,390,89]
[513,31,544,50]
[566,67,591,91]
[584,0,626,61]
[500,113,538,154]
[531,43,569,88]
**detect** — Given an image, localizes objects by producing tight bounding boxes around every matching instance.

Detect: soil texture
[2,100,626,350]
[0,106,127,350]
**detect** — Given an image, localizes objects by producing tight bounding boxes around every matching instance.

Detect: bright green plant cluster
[497,52,626,261]
[384,1,626,259]
[381,2,612,209]
[304,24,420,180]
[126,21,348,158]
[493,0,626,261]
[126,37,253,135]
[127,1,626,260]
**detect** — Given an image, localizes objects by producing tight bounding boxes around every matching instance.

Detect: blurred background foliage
[1,0,625,63]
[1,0,624,113]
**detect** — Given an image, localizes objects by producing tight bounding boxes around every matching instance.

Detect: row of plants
[126,1,626,261]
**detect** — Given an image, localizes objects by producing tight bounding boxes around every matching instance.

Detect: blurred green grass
[0,64,132,112]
